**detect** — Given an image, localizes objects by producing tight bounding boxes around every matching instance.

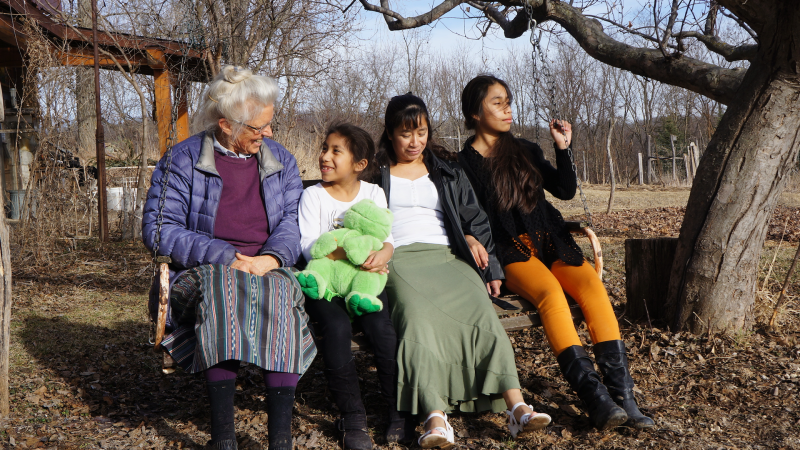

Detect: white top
[298,181,394,262]
[389,175,450,248]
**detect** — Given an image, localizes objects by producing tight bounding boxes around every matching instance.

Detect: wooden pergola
[0,0,214,416]
[0,0,211,159]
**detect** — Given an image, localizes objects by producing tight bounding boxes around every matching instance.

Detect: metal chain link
[151,38,191,276]
[524,2,593,229]
[148,5,199,346]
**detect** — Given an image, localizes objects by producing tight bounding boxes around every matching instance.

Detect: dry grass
[549,184,800,218]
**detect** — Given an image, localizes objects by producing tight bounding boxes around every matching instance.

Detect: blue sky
[352,1,534,59]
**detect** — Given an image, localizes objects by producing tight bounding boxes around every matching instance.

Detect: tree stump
[625,238,678,325]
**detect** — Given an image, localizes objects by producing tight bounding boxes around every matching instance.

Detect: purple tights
[204,360,299,387]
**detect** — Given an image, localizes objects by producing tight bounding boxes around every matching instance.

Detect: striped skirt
[160,264,317,375]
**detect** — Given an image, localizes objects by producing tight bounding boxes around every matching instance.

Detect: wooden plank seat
[155,180,602,371]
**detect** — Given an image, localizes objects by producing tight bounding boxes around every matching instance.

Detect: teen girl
[457,75,655,430]
[376,93,551,449]
[298,123,404,450]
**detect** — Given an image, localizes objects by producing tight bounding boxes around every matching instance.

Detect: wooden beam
[173,75,189,143]
[153,68,172,157]
[57,52,130,67]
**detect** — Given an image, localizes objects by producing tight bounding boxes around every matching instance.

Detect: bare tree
[358,0,800,335]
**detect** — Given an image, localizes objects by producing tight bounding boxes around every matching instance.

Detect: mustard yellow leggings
[504,235,620,357]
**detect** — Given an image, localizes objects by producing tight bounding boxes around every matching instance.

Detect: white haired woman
[143,66,315,450]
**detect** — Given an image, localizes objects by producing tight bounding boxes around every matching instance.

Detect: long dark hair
[325,123,378,181]
[377,93,455,167]
[462,75,542,213]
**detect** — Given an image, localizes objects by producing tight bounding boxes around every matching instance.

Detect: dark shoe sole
[596,408,628,430]
[627,416,656,429]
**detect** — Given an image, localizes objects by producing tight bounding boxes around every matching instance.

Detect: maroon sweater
[213,152,269,257]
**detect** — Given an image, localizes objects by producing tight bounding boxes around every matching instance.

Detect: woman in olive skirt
[373,93,551,449]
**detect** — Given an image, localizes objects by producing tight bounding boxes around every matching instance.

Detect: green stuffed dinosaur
[296,199,394,317]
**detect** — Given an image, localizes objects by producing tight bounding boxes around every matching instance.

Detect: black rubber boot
[557,345,628,430]
[594,340,656,429]
[266,386,295,450]
[206,379,238,450]
[374,357,410,444]
[325,359,373,450]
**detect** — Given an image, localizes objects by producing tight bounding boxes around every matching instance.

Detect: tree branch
[360,0,746,105]
[467,1,530,38]
[358,0,467,30]
[674,31,756,61]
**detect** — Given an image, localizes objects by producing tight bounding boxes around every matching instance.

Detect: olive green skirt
[386,243,520,415]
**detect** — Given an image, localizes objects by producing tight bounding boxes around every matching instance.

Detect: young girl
[457,75,655,430]
[298,123,405,450]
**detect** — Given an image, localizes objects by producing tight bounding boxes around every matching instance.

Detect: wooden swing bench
[152,181,603,372]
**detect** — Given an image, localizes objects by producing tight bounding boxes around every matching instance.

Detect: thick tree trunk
[666,4,800,333]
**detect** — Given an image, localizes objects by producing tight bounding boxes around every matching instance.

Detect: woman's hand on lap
[465,235,489,270]
[230,257,253,274]
[486,280,502,297]
[233,253,280,276]
[549,119,572,150]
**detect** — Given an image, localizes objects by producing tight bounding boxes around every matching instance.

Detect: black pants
[305,291,398,398]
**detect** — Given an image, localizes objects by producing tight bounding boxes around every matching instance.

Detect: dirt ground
[2,187,800,450]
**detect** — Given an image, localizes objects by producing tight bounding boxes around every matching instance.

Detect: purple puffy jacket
[142,131,302,326]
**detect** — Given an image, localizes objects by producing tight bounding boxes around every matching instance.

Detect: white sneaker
[418,412,455,449]
[507,402,551,439]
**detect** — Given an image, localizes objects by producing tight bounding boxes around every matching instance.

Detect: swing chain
[569,147,593,228]
[523,2,593,229]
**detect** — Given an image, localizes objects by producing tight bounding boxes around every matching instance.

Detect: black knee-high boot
[557,345,628,430]
[593,340,655,429]
[374,357,412,444]
[325,358,373,450]
[266,386,295,450]
[206,379,238,450]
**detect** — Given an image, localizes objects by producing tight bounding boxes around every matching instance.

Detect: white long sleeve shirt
[298,181,394,262]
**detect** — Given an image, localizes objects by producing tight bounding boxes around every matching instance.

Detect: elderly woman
[142,65,315,450]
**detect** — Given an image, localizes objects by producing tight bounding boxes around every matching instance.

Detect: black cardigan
[458,137,584,268]
[375,150,504,282]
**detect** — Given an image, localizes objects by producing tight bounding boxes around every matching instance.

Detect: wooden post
[91,0,108,242]
[173,74,190,145]
[606,119,616,214]
[0,186,11,416]
[625,238,678,324]
[690,142,701,173]
[669,135,677,184]
[154,68,172,157]
[637,152,644,185]
[683,152,691,184]
[646,134,653,184]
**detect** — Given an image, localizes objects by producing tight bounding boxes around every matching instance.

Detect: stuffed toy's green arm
[342,235,384,265]
[310,228,354,260]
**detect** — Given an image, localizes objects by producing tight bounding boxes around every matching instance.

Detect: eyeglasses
[230,119,272,134]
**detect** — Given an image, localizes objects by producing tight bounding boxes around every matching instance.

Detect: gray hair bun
[220,65,253,84]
